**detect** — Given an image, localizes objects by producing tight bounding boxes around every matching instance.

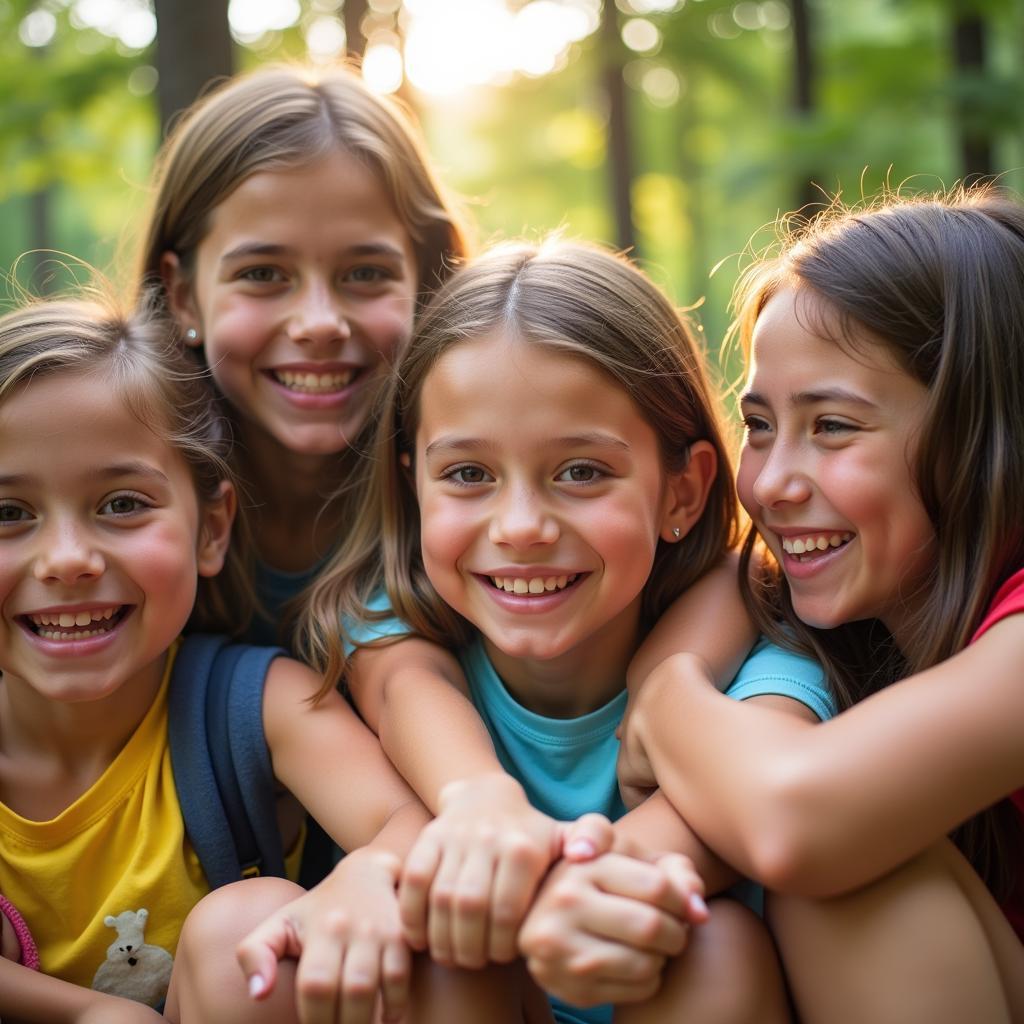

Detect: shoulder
[726,637,836,721]
[973,567,1024,643]
[343,590,414,651]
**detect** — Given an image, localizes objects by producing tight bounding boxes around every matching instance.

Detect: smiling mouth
[270,369,357,394]
[488,574,581,595]
[23,605,128,641]
[780,532,853,562]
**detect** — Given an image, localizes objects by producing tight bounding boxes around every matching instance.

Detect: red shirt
[970,567,1024,941]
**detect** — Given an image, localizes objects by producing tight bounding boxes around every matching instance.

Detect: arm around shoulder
[629,619,1024,896]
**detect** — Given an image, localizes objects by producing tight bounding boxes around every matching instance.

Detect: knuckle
[633,909,664,945]
[431,884,454,911]
[343,974,376,999]
[453,890,487,917]
[319,909,352,940]
[297,972,336,1001]
[490,902,522,930]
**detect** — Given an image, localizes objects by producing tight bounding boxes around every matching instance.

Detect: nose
[488,481,560,550]
[287,278,351,348]
[34,518,105,584]
[749,441,813,510]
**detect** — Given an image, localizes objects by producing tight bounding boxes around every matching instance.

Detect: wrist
[438,772,528,811]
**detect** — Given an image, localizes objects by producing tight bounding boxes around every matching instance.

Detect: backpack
[167,633,288,889]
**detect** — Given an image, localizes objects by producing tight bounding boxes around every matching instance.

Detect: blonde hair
[300,239,740,691]
[731,185,1024,895]
[0,290,244,633]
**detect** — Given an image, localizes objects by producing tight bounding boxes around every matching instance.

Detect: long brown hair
[733,186,1024,896]
[133,63,472,635]
[300,238,740,693]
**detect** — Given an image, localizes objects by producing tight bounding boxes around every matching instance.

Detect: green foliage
[1,0,1022,367]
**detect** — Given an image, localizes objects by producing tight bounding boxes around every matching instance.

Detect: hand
[237,849,411,1024]
[399,774,563,967]
[618,653,716,809]
[518,848,707,1008]
[616,687,659,810]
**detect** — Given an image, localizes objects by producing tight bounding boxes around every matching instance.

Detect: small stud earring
[185,327,198,343]
[671,527,681,539]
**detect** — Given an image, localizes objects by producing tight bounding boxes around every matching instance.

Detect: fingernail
[689,893,708,917]
[249,974,266,998]
[565,838,596,859]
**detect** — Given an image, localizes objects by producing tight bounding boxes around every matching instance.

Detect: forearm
[627,554,756,690]
[632,648,1024,896]
[0,958,159,1024]
[613,791,739,894]
[375,665,506,811]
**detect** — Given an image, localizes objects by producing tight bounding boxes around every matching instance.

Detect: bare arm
[626,616,1024,897]
[263,655,430,856]
[0,959,162,1024]
[347,638,505,812]
[627,552,757,691]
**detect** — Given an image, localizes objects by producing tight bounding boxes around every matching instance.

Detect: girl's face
[0,370,231,704]
[164,149,418,461]
[413,333,692,708]
[737,286,935,645]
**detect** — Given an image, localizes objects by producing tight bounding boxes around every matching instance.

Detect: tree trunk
[952,13,993,180]
[153,0,234,138]
[601,0,637,254]
[344,0,368,59]
[790,0,820,212]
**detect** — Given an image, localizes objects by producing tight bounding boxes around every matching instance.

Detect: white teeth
[274,369,354,393]
[27,606,121,639]
[490,574,578,595]
[781,533,853,556]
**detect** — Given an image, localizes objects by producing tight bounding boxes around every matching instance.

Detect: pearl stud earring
[185,328,198,342]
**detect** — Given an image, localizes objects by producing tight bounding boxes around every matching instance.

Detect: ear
[159,251,202,344]
[196,480,236,578]
[659,440,718,543]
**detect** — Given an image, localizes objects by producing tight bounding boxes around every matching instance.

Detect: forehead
[748,286,908,388]
[203,149,413,255]
[416,332,657,449]
[0,369,176,469]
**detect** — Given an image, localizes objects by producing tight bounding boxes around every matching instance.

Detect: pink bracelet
[0,893,40,971]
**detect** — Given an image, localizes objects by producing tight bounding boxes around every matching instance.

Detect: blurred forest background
[2,0,1023,379]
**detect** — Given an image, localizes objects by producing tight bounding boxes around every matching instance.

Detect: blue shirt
[346,603,834,1024]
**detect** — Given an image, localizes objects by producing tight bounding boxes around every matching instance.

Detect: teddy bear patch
[92,907,173,1007]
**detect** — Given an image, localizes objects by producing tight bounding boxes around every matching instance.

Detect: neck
[484,598,642,719]
[0,653,167,820]
[235,423,354,572]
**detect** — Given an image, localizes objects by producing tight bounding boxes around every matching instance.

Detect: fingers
[656,852,709,924]
[402,812,556,969]
[237,911,302,1001]
[399,831,442,951]
[379,940,412,1023]
[526,942,667,1008]
[560,812,614,862]
[487,834,550,962]
[449,846,496,968]
[292,912,411,1024]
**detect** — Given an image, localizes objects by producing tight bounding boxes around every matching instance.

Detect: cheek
[736,449,761,517]
[417,497,473,587]
[362,296,415,361]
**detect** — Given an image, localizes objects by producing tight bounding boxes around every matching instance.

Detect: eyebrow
[424,433,631,457]
[741,387,879,410]
[221,241,407,262]
[97,462,171,483]
[0,462,169,488]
